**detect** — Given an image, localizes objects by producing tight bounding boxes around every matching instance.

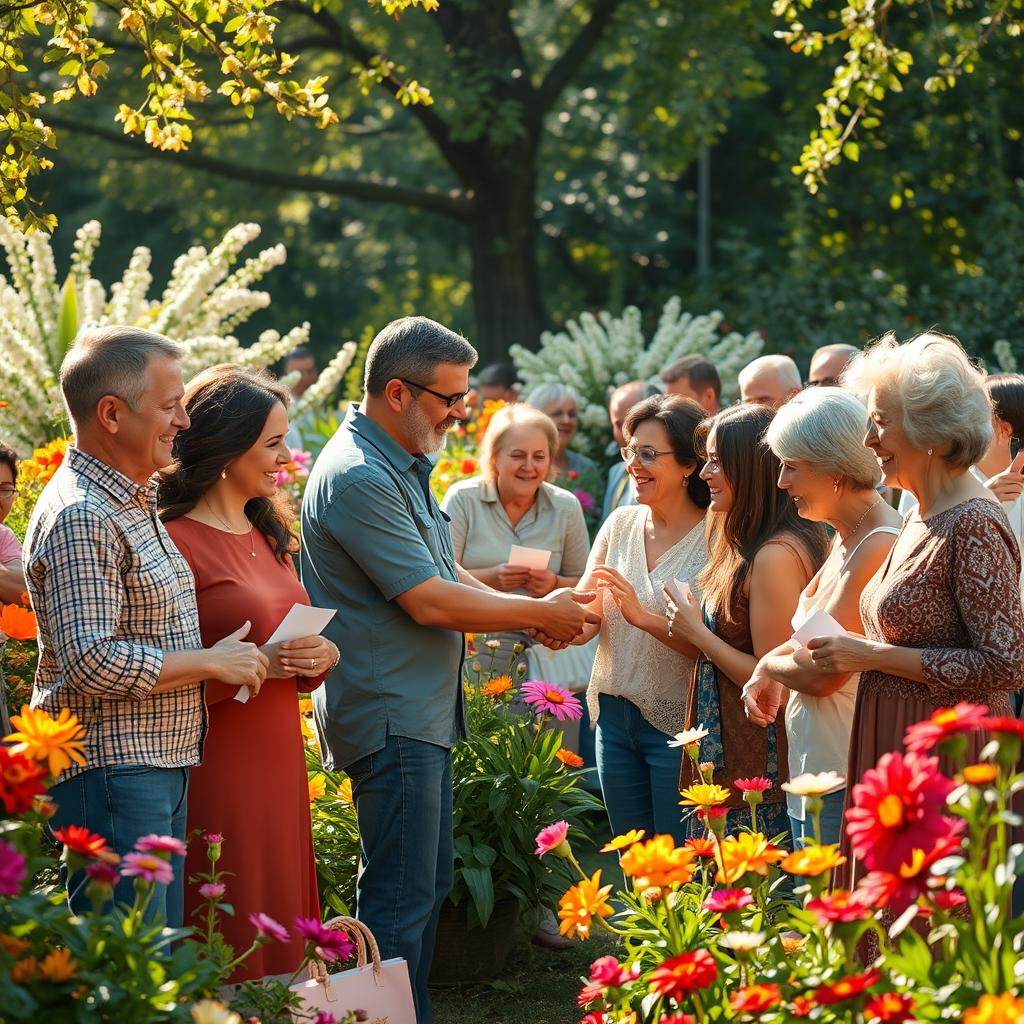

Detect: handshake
[526,587,599,651]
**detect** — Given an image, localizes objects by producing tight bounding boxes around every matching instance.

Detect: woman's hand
[591,565,652,630]
[663,583,705,643]
[986,463,1024,503]
[525,567,558,597]
[741,673,783,727]
[494,563,533,592]
[805,634,877,674]
[261,635,339,678]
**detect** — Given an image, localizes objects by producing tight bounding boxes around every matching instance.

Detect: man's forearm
[399,577,543,633]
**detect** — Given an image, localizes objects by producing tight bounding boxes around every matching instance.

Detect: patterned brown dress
[842,498,1024,883]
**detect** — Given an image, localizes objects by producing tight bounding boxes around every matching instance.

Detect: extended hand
[662,582,704,641]
[741,674,783,727]
[591,565,649,629]
[806,634,876,674]
[986,466,1024,503]
[539,588,600,642]
[209,621,270,694]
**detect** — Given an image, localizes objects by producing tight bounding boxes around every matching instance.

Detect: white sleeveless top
[785,526,901,820]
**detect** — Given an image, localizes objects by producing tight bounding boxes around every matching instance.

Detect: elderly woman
[441,403,591,665]
[740,389,902,844]
[524,383,602,527]
[570,395,710,842]
[807,333,1024,854]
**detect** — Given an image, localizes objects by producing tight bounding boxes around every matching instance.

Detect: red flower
[903,702,989,753]
[734,777,772,793]
[0,746,48,815]
[864,992,915,1022]
[791,995,815,1017]
[846,750,958,874]
[685,838,717,859]
[982,716,1024,738]
[579,1015,606,1024]
[460,458,477,475]
[649,949,718,1002]
[53,825,110,859]
[805,889,872,925]
[703,888,753,914]
[730,984,781,1013]
[814,968,882,1005]
[658,1016,695,1024]
[578,956,637,1006]
[927,888,968,913]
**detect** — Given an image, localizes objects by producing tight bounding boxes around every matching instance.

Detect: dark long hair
[158,365,298,561]
[696,403,828,620]
[986,373,1024,446]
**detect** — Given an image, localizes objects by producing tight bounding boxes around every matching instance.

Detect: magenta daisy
[734,777,772,793]
[0,839,27,896]
[85,862,120,886]
[199,882,227,900]
[703,888,754,914]
[121,851,174,886]
[250,911,290,943]
[534,820,571,859]
[134,834,187,858]
[294,917,356,963]
[520,680,583,721]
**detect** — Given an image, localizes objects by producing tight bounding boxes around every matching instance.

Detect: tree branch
[536,0,627,114]
[44,113,475,220]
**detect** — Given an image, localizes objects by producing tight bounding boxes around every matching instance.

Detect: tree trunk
[463,151,544,363]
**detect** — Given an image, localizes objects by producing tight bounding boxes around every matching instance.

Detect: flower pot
[428,898,520,986]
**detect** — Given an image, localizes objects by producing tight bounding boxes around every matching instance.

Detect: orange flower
[620,834,696,888]
[555,748,584,768]
[716,832,785,884]
[685,837,718,859]
[338,777,353,805]
[557,869,613,939]
[5,706,86,777]
[0,934,31,956]
[963,993,1024,1024]
[601,829,646,852]
[481,675,513,697]
[10,955,39,983]
[0,604,36,641]
[307,774,326,801]
[298,698,313,715]
[963,763,1000,786]
[38,948,77,982]
[731,983,782,1013]
[780,844,845,877]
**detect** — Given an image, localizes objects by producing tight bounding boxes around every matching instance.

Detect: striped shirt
[24,448,205,780]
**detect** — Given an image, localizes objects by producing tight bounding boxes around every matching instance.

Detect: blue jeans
[789,788,846,847]
[595,694,686,843]
[347,735,453,1024]
[47,764,189,928]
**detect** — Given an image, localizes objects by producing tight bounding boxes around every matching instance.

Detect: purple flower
[85,862,120,886]
[250,911,290,943]
[199,881,226,900]
[121,851,174,886]
[520,679,583,721]
[135,834,187,858]
[294,917,356,963]
[0,839,26,896]
[574,488,595,512]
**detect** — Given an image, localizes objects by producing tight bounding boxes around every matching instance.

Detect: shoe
[531,908,575,952]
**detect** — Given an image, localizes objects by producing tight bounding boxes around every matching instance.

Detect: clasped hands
[527,588,600,650]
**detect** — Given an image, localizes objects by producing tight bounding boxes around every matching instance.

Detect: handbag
[288,916,417,1024]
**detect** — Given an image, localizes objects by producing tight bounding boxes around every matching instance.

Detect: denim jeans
[789,788,846,847]
[595,694,686,843]
[47,764,189,927]
[347,734,453,1024]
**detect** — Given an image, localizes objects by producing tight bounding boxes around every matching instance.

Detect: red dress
[165,517,324,981]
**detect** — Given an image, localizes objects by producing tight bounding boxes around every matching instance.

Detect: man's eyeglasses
[621,445,674,467]
[400,378,469,409]
[804,377,839,389]
[0,486,19,500]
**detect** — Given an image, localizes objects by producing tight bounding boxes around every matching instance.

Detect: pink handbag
[288,916,416,1024]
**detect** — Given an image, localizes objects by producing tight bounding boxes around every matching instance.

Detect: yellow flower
[963,993,1024,1024]
[37,948,77,982]
[5,706,86,777]
[307,774,326,801]
[298,698,313,715]
[299,714,315,741]
[481,675,513,697]
[780,844,845,877]
[779,932,807,954]
[557,869,613,939]
[619,834,696,888]
[963,763,1000,786]
[716,833,785,884]
[338,777,353,805]
[679,782,731,808]
[10,955,39,983]
[190,999,243,1024]
[601,829,646,852]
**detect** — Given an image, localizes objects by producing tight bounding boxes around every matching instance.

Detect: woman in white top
[741,388,902,845]
[571,395,710,842]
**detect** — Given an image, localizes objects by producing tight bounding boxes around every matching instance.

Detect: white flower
[781,771,845,797]
[668,725,709,748]
[190,1000,242,1024]
[718,930,766,953]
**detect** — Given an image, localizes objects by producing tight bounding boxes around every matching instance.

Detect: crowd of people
[3,318,1024,1024]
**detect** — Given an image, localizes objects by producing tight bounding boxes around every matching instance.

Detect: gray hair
[363,316,477,396]
[60,325,182,425]
[524,382,580,412]
[766,387,880,490]
[842,331,993,469]
[739,354,802,393]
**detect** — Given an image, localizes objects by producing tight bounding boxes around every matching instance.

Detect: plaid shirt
[24,448,206,780]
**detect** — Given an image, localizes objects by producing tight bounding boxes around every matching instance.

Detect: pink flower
[521,680,583,721]
[0,839,26,896]
[121,851,175,886]
[578,956,638,1006]
[574,488,595,512]
[85,862,120,887]
[250,911,290,943]
[203,833,224,844]
[295,917,356,963]
[199,882,226,900]
[903,702,989,753]
[312,1014,338,1024]
[734,777,772,793]
[703,888,754,914]
[135,834,187,858]
[534,820,571,858]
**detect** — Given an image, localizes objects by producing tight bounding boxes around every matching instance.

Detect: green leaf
[842,141,860,162]
[461,865,495,926]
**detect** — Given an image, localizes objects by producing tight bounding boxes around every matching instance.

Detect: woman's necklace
[843,497,880,547]
[204,496,256,557]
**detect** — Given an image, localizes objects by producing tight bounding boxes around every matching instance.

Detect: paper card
[233,603,337,702]
[663,578,692,606]
[508,544,552,571]
[790,608,848,651]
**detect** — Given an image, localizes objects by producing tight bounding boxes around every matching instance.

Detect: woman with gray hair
[803,333,1024,869]
[741,388,902,844]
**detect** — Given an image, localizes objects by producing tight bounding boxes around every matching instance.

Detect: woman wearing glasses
[571,395,710,842]
[659,404,828,840]
[0,441,25,604]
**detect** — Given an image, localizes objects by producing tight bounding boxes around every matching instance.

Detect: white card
[233,603,337,702]
[508,544,552,571]
[790,609,847,651]
[663,578,692,606]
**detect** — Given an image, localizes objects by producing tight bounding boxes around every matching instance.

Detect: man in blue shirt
[301,317,594,1023]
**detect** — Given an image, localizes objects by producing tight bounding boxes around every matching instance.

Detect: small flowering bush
[540,704,1024,1023]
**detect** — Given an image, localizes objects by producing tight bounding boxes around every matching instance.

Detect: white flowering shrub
[510,299,764,462]
[994,339,1018,373]
[0,219,353,450]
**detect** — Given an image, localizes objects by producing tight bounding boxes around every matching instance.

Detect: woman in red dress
[159,365,339,981]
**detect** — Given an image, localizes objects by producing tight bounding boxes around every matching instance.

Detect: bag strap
[307,916,384,991]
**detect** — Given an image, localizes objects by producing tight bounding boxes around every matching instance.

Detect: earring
[927,449,933,456]
[221,469,227,480]
[833,478,841,493]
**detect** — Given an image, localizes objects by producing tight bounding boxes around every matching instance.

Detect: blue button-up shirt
[300,404,466,770]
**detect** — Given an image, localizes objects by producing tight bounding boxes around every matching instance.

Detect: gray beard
[404,402,453,455]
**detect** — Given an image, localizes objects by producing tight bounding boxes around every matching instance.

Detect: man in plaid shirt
[25,326,268,926]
